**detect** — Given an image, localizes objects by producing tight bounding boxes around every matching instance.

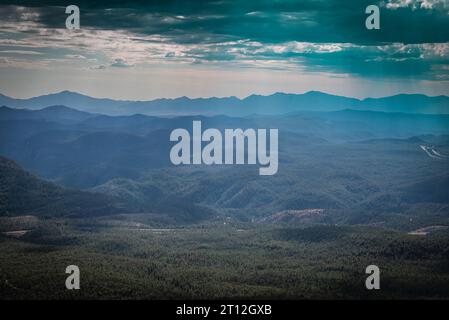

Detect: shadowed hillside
[0,155,128,217]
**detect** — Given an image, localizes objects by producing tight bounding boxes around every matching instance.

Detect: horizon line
[1,89,448,102]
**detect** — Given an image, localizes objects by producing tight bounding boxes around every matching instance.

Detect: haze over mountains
[1,90,449,116]
[1,97,449,228]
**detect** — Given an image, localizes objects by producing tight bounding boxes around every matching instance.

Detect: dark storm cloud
[0,0,448,80]
[2,0,448,44]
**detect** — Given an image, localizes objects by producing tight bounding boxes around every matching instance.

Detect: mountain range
[1,90,449,116]
[1,102,449,228]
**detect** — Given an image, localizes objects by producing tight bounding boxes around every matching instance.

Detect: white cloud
[110,58,134,68]
[65,54,87,59]
[384,0,449,10]
[0,50,42,55]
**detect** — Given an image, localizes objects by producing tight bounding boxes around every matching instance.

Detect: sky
[0,0,448,100]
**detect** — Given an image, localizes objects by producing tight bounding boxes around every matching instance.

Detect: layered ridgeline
[1,91,449,116]
[1,102,449,229]
[0,155,126,217]
[0,155,215,222]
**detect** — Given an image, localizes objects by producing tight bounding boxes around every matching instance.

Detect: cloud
[0,50,42,55]
[89,64,106,70]
[89,58,134,70]
[110,58,134,68]
[65,54,87,59]
[1,1,448,44]
[0,1,447,81]
[384,0,448,10]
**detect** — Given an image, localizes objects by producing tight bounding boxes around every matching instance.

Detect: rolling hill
[0,155,215,223]
[0,155,128,217]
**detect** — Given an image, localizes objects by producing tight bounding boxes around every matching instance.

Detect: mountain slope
[0,155,215,223]
[0,155,128,217]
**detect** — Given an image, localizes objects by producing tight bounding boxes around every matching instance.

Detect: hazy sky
[0,0,448,100]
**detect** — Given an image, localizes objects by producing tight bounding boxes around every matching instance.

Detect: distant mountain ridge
[1,90,448,116]
[2,104,449,226]
[0,105,96,123]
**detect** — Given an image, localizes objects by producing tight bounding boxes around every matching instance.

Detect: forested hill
[0,155,127,217]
